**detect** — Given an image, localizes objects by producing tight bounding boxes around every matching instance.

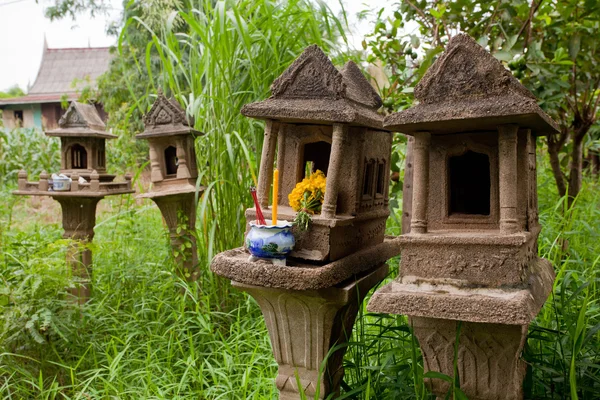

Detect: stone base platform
[211,237,400,290]
[367,257,554,325]
[231,263,389,399]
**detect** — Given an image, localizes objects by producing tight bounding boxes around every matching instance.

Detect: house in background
[0,40,112,130]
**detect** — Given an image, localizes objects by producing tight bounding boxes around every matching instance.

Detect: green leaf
[423,370,453,383]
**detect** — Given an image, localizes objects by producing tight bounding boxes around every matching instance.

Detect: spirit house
[50,101,116,182]
[241,45,393,262]
[137,94,204,281]
[15,101,133,303]
[368,34,558,400]
[212,46,398,400]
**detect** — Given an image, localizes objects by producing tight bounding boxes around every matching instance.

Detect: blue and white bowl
[246,220,295,265]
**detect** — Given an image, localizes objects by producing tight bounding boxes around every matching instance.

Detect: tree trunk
[567,135,585,208]
[547,138,567,198]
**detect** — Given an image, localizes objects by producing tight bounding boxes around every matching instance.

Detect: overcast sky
[0,0,393,92]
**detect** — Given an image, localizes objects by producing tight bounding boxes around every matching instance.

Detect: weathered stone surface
[55,196,101,305]
[412,317,528,400]
[151,192,199,281]
[242,45,384,129]
[369,34,558,399]
[368,257,554,325]
[211,237,399,290]
[233,263,388,399]
[47,101,115,138]
[384,34,559,135]
[395,230,539,287]
[138,93,202,138]
[243,46,393,262]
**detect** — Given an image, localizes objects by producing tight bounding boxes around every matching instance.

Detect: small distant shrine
[211,45,398,399]
[241,44,393,263]
[15,101,133,304]
[137,94,204,281]
[368,34,558,399]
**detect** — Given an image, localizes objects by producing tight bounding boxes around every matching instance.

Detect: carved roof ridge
[143,93,190,128]
[415,34,535,104]
[138,93,203,138]
[340,60,382,109]
[57,102,104,130]
[269,44,346,100]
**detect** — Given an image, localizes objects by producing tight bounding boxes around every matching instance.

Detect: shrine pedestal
[140,188,199,282]
[57,196,101,305]
[211,238,400,399]
[368,257,555,400]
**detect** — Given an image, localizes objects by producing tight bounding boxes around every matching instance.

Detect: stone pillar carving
[498,124,519,234]
[151,192,199,281]
[321,124,349,219]
[410,132,430,234]
[402,137,415,234]
[18,170,27,190]
[232,263,388,400]
[55,197,101,305]
[176,137,192,179]
[149,144,164,182]
[412,317,527,400]
[39,171,49,192]
[258,120,280,209]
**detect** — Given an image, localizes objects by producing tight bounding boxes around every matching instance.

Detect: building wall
[1,104,43,129]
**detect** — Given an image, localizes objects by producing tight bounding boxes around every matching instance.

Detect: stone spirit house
[241,44,393,263]
[211,45,399,400]
[368,34,558,400]
[137,94,204,281]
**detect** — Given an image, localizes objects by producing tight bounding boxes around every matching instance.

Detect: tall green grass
[118,0,351,305]
[1,1,600,399]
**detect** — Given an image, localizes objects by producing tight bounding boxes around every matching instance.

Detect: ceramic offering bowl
[246,220,295,266]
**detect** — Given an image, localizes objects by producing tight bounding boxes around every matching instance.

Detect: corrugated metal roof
[0,46,112,107]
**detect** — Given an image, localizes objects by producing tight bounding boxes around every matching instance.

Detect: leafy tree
[0,85,25,99]
[367,0,600,205]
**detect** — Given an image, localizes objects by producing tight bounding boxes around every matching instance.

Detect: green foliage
[0,85,25,99]
[366,0,600,202]
[117,0,350,292]
[0,128,60,187]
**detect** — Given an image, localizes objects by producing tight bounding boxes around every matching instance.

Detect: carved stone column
[232,263,388,400]
[55,196,101,305]
[410,132,430,234]
[151,192,199,281]
[257,120,280,209]
[176,137,192,179]
[412,317,527,400]
[321,124,349,219]
[498,124,519,234]
[149,144,164,182]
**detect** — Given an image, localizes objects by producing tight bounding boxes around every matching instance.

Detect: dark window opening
[165,146,178,176]
[362,160,375,197]
[302,141,331,178]
[376,161,386,195]
[14,110,23,126]
[449,151,490,215]
[71,144,88,169]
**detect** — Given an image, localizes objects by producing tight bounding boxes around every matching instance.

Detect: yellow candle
[272,169,279,226]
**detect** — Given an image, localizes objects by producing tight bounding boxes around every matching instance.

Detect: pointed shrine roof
[384,34,559,135]
[46,101,116,139]
[137,94,202,138]
[241,45,386,129]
